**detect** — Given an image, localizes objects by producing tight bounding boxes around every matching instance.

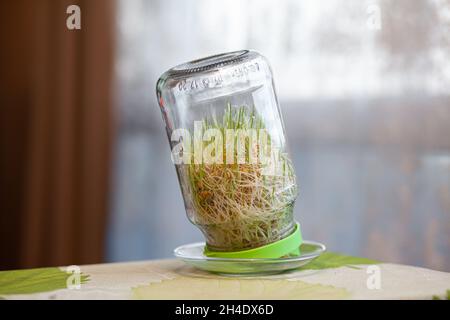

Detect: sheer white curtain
[108,0,450,271]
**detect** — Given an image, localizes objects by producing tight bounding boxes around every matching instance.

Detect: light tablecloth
[1,252,449,300]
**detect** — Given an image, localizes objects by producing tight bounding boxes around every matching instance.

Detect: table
[1,251,449,299]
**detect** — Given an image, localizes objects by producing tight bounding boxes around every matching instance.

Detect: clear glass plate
[174,240,326,275]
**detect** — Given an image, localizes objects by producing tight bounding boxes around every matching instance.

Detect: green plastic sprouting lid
[204,222,303,259]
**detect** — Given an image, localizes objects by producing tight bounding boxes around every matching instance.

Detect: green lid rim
[204,222,303,259]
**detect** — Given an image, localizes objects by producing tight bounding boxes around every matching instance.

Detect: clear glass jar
[156,50,298,253]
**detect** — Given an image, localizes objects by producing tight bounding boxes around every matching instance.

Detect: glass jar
[156,50,299,255]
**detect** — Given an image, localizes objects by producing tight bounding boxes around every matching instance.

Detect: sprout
[182,104,298,251]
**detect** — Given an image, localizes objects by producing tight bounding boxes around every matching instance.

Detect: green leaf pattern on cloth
[299,247,379,270]
[432,289,450,300]
[132,277,350,300]
[0,267,89,295]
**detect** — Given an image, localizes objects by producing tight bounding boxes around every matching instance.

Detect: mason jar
[156,50,301,257]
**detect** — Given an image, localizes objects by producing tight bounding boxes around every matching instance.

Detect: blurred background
[1,0,449,271]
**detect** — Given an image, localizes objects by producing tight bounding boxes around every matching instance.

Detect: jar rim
[169,50,250,75]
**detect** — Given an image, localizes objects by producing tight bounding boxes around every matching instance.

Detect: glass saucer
[173,240,326,275]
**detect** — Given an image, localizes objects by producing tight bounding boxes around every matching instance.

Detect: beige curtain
[0,0,115,269]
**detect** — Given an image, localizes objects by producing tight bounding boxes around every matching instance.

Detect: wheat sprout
[182,104,298,251]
